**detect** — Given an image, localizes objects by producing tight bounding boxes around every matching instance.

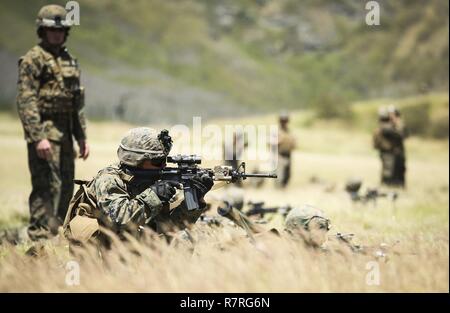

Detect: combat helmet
[285,204,330,247]
[279,110,289,122]
[378,107,390,122]
[285,204,330,233]
[36,5,72,29]
[387,104,401,117]
[345,178,362,194]
[117,128,173,167]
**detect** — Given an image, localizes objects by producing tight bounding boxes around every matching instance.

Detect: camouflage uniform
[16,5,87,240]
[373,109,406,187]
[275,115,296,188]
[390,108,408,187]
[63,128,210,246]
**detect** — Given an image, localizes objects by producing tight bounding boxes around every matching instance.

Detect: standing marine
[16,5,89,241]
[373,107,407,187]
[274,112,296,188]
[388,105,408,187]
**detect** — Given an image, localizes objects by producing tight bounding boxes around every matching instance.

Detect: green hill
[0,0,448,124]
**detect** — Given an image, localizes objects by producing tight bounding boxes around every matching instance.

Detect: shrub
[313,92,352,120]
[429,110,449,139]
[401,100,431,136]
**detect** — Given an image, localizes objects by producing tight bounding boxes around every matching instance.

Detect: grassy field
[0,111,448,292]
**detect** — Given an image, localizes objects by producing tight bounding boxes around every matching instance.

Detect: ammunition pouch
[63,180,100,244]
[38,88,74,114]
[41,120,64,142]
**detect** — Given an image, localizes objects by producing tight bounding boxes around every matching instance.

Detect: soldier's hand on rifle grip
[191,174,214,200]
[35,139,52,161]
[150,181,182,204]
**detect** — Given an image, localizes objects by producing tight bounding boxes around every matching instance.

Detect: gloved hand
[191,173,214,199]
[150,181,181,203]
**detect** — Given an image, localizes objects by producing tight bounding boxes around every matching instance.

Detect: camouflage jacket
[16,43,87,144]
[278,127,296,156]
[81,163,205,233]
[373,122,404,155]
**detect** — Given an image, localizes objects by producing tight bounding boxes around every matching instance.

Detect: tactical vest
[20,45,85,141]
[373,126,393,152]
[33,45,84,114]
[278,128,296,156]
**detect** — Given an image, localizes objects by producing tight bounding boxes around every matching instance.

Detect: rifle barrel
[246,207,279,216]
[242,173,277,178]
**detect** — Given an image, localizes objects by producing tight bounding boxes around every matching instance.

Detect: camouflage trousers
[380,152,406,187]
[27,139,75,241]
[275,154,291,188]
[393,154,406,187]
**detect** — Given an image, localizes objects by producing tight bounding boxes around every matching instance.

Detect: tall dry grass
[0,224,447,292]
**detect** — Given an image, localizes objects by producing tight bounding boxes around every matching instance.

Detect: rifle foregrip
[183,183,200,211]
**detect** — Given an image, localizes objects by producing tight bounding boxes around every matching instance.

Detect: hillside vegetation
[0,0,448,123]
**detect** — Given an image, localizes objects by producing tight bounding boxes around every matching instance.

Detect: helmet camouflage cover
[36,4,72,29]
[117,128,172,167]
[285,204,330,232]
[279,111,289,122]
[345,178,362,193]
[387,104,400,117]
[378,107,390,122]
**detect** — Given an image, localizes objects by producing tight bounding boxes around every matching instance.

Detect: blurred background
[0,0,448,134]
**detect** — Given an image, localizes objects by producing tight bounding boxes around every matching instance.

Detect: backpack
[63,180,100,244]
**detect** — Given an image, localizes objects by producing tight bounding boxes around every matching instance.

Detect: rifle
[126,154,277,211]
[333,232,363,253]
[245,201,292,218]
[345,180,398,206]
[355,188,398,206]
[363,188,398,205]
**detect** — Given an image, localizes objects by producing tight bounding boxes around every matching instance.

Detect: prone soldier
[219,202,385,257]
[61,126,276,250]
[63,128,214,247]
